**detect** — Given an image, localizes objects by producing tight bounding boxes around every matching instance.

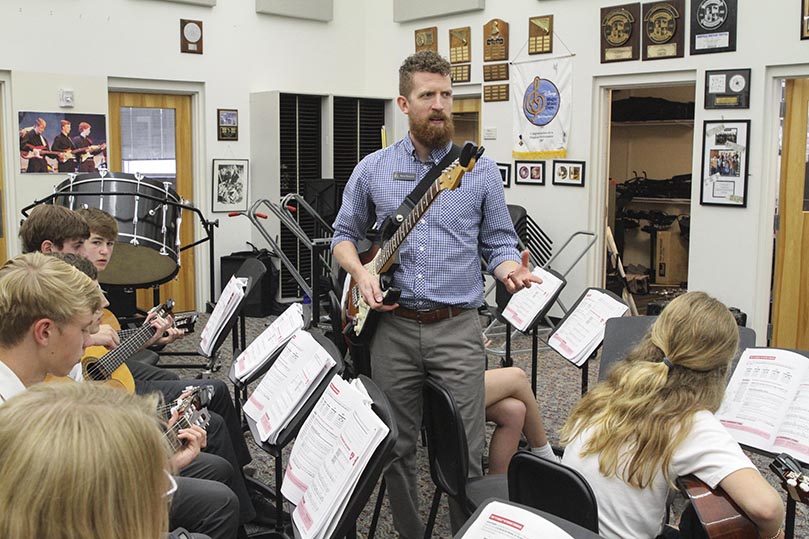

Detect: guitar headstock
[175,384,215,414]
[174,311,199,335]
[770,452,809,503]
[148,298,176,319]
[437,141,486,192]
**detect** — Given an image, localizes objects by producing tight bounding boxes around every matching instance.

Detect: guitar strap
[379,144,461,241]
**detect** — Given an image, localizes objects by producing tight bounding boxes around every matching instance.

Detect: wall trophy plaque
[483,84,509,102]
[690,0,737,54]
[451,64,471,84]
[415,27,438,52]
[642,0,684,60]
[449,27,471,64]
[180,19,204,54]
[600,3,640,63]
[483,19,509,62]
[704,68,750,109]
[529,15,554,54]
[483,63,509,82]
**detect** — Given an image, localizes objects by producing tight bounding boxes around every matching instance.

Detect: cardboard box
[655,230,688,285]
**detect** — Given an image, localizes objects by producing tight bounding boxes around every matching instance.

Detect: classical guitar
[341,142,484,338]
[770,452,809,504]
[676,475,757,539]
[118,311,198,341]
[163,388,212,454]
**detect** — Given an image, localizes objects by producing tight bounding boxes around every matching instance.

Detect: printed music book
[282,375,389,539]
[547,288,628,367]
[717,348,809,464]
[501,266,566,333]
[233,303,305,382]
[457,500,574,539]
[242,329,336,445]
[198,275,247,356]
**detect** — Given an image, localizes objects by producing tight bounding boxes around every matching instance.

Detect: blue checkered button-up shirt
[331,136,520,310]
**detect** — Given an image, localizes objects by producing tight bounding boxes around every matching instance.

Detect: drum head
[100,243,179,286]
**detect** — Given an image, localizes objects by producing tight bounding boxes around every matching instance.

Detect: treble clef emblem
[523,77,546,123]
[522,76,561,127]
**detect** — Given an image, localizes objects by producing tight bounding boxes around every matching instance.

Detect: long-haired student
[561,291,785,539]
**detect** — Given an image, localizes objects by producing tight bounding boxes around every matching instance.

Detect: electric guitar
[21,143,106,162]
[676,475,757,539]
[341,142,484,338]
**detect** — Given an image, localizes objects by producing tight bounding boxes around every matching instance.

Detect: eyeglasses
[164,471,178,500]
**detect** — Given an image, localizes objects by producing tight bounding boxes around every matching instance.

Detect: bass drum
[54,171,182,286]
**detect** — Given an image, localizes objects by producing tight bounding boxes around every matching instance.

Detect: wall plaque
[449,27,471,64]
[451,64,471,84]
[180,19,204,54]
[600,3,640,63]
[704,68,750,109]
[415,27,438,52]
[529,15,554,54]
[642,0,684,60]
[690,0,737,54]
[483,63,509,82]
[483,84,509,102]
[483,19,509,62]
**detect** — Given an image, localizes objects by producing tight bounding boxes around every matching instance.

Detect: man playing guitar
[50,119,79,173]
[19,117,50,173]
[71,120,107,172]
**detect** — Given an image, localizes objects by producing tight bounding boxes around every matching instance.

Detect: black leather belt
[392,306,464,324]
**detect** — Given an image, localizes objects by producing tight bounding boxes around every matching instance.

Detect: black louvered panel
[333,96,359,184]
[359,99,385,158]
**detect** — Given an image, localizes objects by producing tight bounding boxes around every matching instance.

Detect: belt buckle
[416,309,432,323]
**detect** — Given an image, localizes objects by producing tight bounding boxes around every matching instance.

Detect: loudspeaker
[220,249,284,317]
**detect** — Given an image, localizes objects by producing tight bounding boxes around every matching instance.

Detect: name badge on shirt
[393,172,417,181]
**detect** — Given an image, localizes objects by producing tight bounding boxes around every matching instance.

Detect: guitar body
[342,242,400,340]
[677,475,757,539]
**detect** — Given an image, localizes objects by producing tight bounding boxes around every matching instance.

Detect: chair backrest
[601,316,758,382]
[422,377,470,501]
[329,375,399,538]
[507,450,599,533]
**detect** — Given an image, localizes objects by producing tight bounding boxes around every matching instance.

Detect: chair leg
[367,478,386,538]
[424,487,442,539]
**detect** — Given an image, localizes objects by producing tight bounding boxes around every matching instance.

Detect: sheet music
[548,289,628,366]
[234,303,304,381]
[459,500,574,539]
[502,267,565,332]
[198,276,247,356]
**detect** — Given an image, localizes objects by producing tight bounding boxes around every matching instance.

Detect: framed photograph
[497,162,511,188]
[217,108,238,141]
[700,120,750,207]
[803,0,809,39]
[514,160,545,185]
[212,159,248,212]
[18,111,108,174]
[552,160,586,187]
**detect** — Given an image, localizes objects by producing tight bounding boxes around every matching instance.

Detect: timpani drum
[53,171,182,286]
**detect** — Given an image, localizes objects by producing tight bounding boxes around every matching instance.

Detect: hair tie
[662,357,674,370]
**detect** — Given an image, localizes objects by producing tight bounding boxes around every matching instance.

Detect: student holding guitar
[560,292,785,539]
[331,51,540,538]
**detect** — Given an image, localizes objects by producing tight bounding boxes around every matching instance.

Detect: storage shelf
[630,197,691,205]
[611,119,694,127]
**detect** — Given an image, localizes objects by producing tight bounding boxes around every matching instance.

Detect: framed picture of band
[700,120,750,207]
[212,159,249,213]
[18,111,108,174]
[514,160,545,185]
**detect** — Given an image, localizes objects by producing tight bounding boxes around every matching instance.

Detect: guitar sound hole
[86,363,106,381]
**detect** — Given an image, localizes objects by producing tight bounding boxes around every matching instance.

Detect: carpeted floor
[159,310,808,539]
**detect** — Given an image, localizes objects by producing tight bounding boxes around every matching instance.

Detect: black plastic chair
[422,377,508,538]
[600,316,757,382]
[507,450,599,533]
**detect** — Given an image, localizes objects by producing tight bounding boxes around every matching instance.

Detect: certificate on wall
[700,120,750,207]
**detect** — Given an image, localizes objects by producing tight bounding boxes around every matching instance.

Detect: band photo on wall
[19,111,107,174]
[212,158,248,213]
[700,120,750,207]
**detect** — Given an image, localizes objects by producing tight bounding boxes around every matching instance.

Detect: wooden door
[108,92,196,312]
[772,78,809,348]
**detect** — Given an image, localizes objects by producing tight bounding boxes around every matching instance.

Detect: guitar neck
[91,324,155,379]
[164,414,191,454]
[375,176,444,273]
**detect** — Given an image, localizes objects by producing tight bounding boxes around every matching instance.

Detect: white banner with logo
[511,56,573,159]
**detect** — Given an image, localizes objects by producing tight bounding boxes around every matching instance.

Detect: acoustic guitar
[341,142,485,338]
[163,386,212,454]
[676,475,757,539]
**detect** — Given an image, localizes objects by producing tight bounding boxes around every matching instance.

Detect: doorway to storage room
[606,84,696,315]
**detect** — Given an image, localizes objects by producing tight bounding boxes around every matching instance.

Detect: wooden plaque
[449,27,471,64]
[180,19,204,54]
[483,19,509,62]
[642,0,685,60]
[415,26,438,52]
[450,64,471,84]
[483,63,509,82]
[600,3,640,63]
[483,84,509,102]
[529,15,554,54]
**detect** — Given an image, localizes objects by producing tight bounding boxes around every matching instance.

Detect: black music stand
[230,331,344,539]
[158,257,266,372]
[546,288,628,396]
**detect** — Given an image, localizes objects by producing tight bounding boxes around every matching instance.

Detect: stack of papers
[501,267,565,332]
[459,500,574,539]
[282,375,389,539]
[548,289,628,366]
[199,276,247,356]
[234,303,305,382]
[242,329,336,445]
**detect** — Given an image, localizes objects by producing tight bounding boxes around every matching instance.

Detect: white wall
[0,0,806,341]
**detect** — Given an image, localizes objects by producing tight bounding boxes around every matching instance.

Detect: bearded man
[331,51,539,538]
